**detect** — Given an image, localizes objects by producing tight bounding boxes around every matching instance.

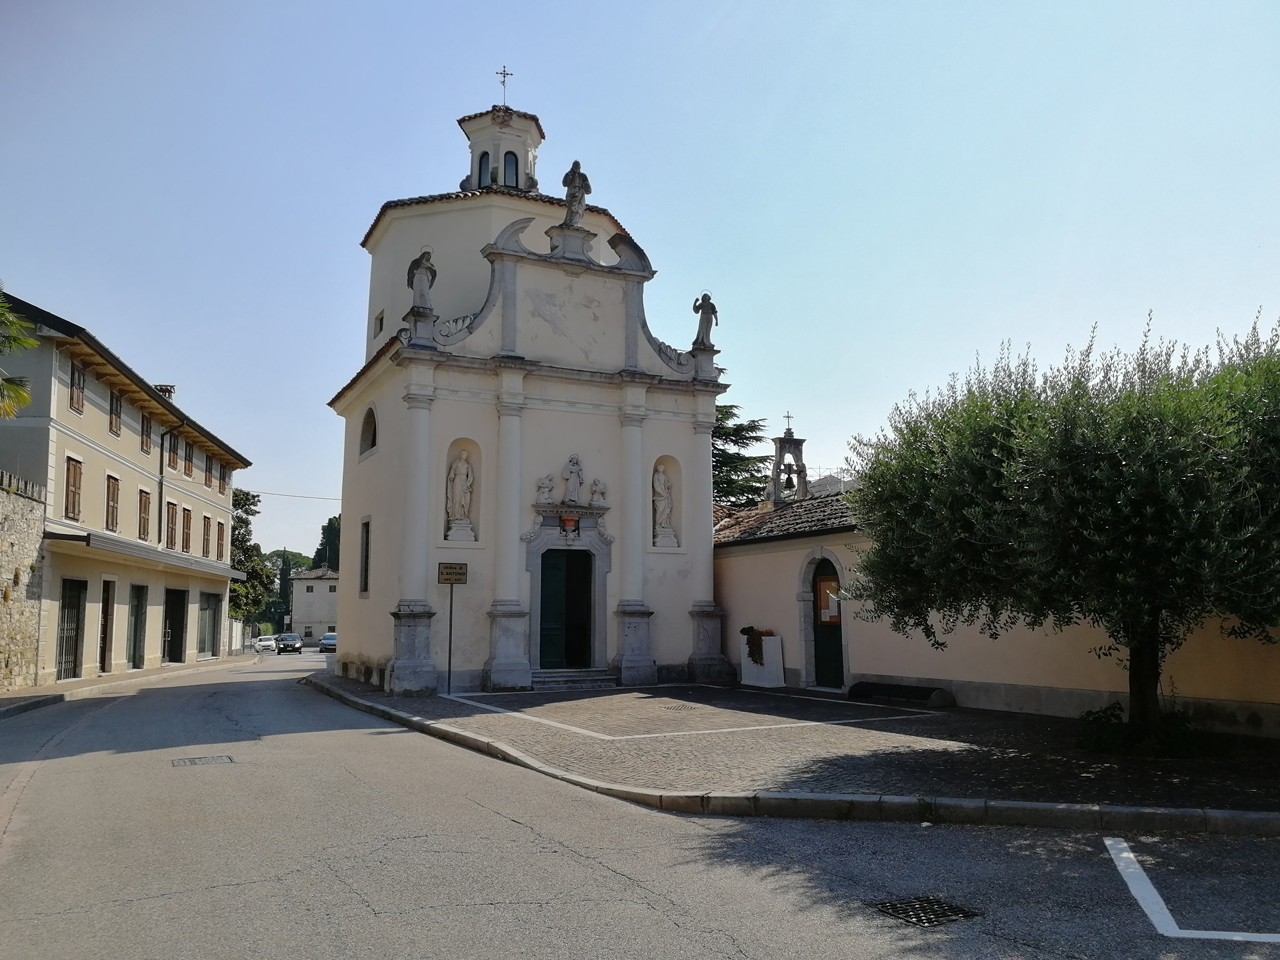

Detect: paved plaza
[313,675,1280,811]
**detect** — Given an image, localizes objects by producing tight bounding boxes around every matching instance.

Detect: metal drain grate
[873,896,981,927]
[172,755,234,767]
[662,703,698,711]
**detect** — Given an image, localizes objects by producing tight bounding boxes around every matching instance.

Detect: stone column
[388,363,438,695]
[486,368,532,690]
[687,409,734,683]
[614,384,656,685]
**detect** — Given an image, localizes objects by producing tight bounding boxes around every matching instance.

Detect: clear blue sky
[4,1,1279,553]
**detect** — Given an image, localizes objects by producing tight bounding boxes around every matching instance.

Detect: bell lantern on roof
[456,105,545,193]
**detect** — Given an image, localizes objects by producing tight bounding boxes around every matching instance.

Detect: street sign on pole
[438,563,467,694]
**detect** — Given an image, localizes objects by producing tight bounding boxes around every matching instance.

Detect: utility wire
[246,490,341,501]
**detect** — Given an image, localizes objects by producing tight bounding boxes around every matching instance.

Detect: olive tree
[847,323,1280,735]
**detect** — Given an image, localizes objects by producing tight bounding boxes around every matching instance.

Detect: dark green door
[812,559,844,688]
[163,589,187,664]
[540,550,592,669]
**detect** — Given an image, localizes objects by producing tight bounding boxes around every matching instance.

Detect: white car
[254,635,277,653]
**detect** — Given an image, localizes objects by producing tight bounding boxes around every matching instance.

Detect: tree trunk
[1127,618,1163,735]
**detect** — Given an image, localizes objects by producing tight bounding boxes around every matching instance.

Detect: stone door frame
[525,519,612,671]
[796,546,847,689]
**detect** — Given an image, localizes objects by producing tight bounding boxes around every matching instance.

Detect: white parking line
[1105,837,1280,943]
[442,694,924,741]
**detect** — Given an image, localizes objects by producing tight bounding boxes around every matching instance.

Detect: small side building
[290,564,338,642]
[714,423,1280,736]
[0,295,252,686]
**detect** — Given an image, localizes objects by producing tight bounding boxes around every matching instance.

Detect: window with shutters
[64,458,82,520]
[140,415,152,454]
[218,463,228,495]
[183,442,194,477]
[138,490,151,541]
[181,508,192,553]
[69,362,85,414]
[165,502,178,549]
[204,454,213,488]
[109,392,122,436]
[105,476,119,531]
[216,521,225,561]
[201,516,211,558]
[167,436,178,470]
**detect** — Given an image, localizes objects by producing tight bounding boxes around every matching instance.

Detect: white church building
[330,104,733,694]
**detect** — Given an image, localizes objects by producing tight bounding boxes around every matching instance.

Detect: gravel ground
[317,675,1280,811]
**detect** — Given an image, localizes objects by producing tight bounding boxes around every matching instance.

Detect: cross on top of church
[783,411,794,436]
[496,65,514,104]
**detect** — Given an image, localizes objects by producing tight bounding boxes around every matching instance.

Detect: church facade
[330,105,733,694]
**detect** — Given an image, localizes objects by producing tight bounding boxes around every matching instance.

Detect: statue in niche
[445,451,475,541]
[562,455,584,505]
[652,464,678,547]
[589,478,607,507]
[692,293,718,349]
[407,250,437,313]
[535,474,557,505]
[561,161,591,229]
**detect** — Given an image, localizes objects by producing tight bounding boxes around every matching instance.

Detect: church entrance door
[812,559,844,688]
[539,550,593,669]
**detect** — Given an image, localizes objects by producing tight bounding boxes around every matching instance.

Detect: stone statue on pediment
[562,455,584,505]
[692,293,718,349]
[561,161,591,229]
[535,474,557,505]
[407,251,437,313]
[589,478,607,507]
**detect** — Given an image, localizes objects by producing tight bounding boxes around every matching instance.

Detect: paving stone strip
[304,672,1280,837]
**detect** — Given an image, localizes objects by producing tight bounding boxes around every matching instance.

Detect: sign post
[437,563,467,695]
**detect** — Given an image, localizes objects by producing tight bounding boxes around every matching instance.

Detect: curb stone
[0,656,260,721]
[303,672,1280,837]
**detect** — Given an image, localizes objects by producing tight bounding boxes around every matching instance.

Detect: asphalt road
[1,653,1277,960]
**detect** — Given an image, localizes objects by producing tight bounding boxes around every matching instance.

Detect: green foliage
[848,318,1280,734]
[713,404,771,508]
[229,489,274,620]
[311,516,340,570]
[0,282,39,418]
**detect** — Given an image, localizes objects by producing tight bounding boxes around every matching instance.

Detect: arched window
[359,408,377,454]
[477,152,490,187]
[503,151,518,187]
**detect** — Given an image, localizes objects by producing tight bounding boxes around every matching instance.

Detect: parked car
[254,635,277,653]
[276,634,304,654]
[318,633,338,653]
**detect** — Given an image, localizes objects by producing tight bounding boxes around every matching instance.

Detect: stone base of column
[614,600,657,686]
[687,602,736,684]
[485,600,532,691]
[388,600,436,695]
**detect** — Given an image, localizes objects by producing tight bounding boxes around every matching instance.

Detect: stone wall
[0,471,46,690]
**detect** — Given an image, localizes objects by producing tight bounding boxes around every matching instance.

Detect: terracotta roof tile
[456,105,547,140]
[714,493,857,545]
[360,185,628,248]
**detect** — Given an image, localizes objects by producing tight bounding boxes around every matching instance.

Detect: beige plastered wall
[715,531,1280,736]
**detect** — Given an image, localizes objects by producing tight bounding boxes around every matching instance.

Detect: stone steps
[531,669,619,692]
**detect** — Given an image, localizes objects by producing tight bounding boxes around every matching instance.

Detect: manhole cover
[172,755,234,767]
[662,704,698,711]
[873,896,981,927]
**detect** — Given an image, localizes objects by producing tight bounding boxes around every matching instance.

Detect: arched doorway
[811,558,844,688]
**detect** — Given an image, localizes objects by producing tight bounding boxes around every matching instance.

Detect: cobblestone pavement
[317,675,1280,811]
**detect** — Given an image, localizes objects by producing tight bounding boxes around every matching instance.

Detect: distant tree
[847,324,1280,738]
[712,404,771,508]
[0,283,38,418]
[229,489,274,621]
[311,516,340,570]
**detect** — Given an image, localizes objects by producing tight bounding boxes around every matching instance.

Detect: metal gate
[57,579,88,681]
